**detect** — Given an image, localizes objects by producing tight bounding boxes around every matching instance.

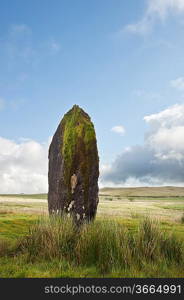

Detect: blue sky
[1,0,184,192]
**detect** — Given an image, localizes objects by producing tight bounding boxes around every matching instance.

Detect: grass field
[0,187,184,278]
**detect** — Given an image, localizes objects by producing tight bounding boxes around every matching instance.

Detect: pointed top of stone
[63,104,91,122]
[71,104,80,110]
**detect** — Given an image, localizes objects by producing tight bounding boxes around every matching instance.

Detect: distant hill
[99,186,184,197]
[1,187,184,199]
[0,193,47,199]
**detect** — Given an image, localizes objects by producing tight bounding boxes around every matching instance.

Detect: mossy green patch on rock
[61,105,96,186]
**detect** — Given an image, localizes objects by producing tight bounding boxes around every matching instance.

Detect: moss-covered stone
[48,105,99,224]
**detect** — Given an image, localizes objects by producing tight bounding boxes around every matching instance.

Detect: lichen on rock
[48,105,99,224]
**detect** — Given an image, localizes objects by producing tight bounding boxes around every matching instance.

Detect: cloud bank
[101,104,184,187]
[0,137,48,193]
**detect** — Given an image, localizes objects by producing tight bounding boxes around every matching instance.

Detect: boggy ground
[0,187,184,278]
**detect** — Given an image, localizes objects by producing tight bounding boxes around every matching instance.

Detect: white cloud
[125,15,154,35]
[144,103,184,127]
[124,0,184,35]
[0,137,48,193]
[171,77,184,90]
[102,103,184,187]
[148,0,184,18]
[111,125,125,135]
[144,104,184,157]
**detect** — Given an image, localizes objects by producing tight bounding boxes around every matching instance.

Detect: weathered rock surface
[48,105,99,224]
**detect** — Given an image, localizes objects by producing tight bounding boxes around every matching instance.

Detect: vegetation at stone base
[0,214,184,278]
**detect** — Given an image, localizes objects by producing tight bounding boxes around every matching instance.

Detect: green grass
[0,190,184,278]
[157,204,184,211]
[0,215,184,278]
[0,213,39,240]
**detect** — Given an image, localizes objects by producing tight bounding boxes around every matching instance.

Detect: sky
[1,0,184,192]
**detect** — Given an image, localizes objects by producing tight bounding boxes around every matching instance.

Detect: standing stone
[48,105,99,224]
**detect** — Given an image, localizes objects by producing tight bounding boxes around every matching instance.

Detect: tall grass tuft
[76,219,131,273]
[160,234,183,263]
[18,215,184,274]
[20,215,77,261]
[135,218,183,264]
[136,218,162,261]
